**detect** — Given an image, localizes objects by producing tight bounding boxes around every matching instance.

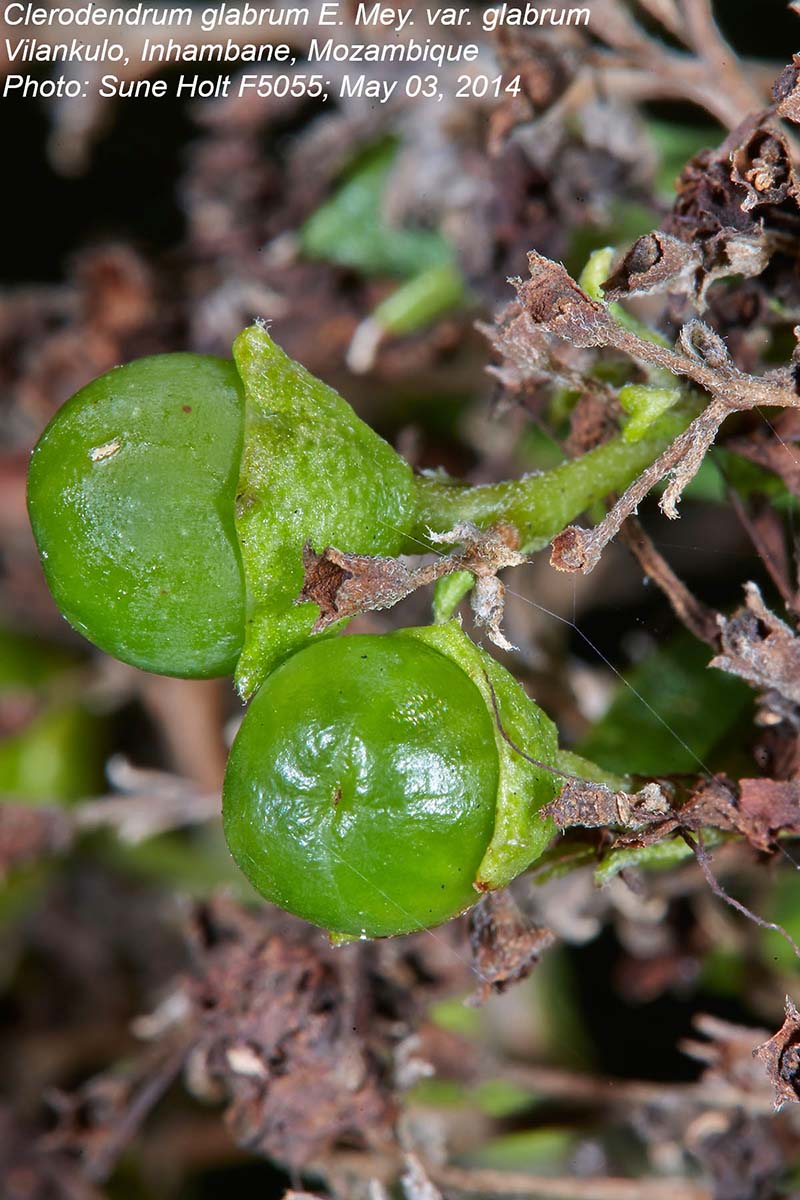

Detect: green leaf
[460,1128,575,1172]
[578,633,753,776]
[0,705,104,804]
[619,383,682,443]
[762,867,800,971]
[300,142,454,279]
[646,119,722,200]
[594,834,701,886]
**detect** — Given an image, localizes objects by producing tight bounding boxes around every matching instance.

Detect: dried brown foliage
[298,523,524,649]
[467,891,555,1005]
[184,901,398,1165]
[754,999,800,1108]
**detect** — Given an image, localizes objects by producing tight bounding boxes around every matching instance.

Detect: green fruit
[27,327,416,690]
[222,623,560,938]
[28,354,246,679]
[28,321,695,694]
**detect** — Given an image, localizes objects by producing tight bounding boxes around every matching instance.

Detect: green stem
[372,263,467,336]
[409,402,697,552]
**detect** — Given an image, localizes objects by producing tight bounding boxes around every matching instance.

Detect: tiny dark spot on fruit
[361,654,368,659]
[332,785,342,807]
[182,404,192,413]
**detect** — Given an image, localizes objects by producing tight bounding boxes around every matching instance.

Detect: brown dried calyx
[711,582,800,715]
[467,890,555,1006]
[773,54,800,124]
[298,522,525,652]
[754,998,800,1108]
[602,114,799,310]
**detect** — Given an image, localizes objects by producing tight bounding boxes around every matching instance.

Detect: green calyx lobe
[231,325,416,697]
[222,622,560,938]
[408,623,560,891]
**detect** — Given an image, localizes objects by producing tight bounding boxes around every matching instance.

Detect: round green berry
[223,632,498,937]
[222,623,561,938]
[27,354,246,679]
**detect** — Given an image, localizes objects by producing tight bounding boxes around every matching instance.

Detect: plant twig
[682,830,800,961]
[491,1060,773,1116]
[619,518,720,645]
[430,1163,711,1200]
[679,0,764,121]
[635,0,684,41]
[513,255,800,573]
[550,402,727,573]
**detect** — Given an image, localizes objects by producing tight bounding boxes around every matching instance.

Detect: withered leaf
[482,302,596,394]
[515,253,613,348]
[711,583,800,708]
[0,1106,105,1200]
[542,779,673,832]
[467,890,554,1005]
[42,1049,184,1184]
[682,1012,773,1095]
[773,55,800,124]
[678,775,740,835]
[684,1109,784,1200]
[753,998,800,1108]
[736,779,800,852]
[645,118,797,307]
[186,899,396,1166]
[666,145,756,242]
